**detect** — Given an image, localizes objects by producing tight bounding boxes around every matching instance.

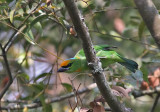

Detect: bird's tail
[118,57,138,73]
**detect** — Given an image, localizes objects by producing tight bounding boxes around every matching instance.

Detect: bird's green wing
[93,45,126,68]
[96,50,121,59]
[95,46,138,72]
[93,45,121,62]
[94,45,117,52]
[74,45,117,59]
[96,49,124,67]
[73,45,138,72]
[74,49,86,59]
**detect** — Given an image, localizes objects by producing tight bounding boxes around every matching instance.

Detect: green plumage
[58,45,138,73]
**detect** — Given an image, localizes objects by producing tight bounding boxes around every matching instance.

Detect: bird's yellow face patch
[75,56,80,59]
[60,60,71,67]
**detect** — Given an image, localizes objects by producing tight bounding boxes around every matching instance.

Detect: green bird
[58,45,138,73]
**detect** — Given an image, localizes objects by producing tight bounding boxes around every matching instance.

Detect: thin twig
[56,27,64,88]
[150,94,160,112]
[0,83,97,110]
[132,86,160,98]
[69,78,81,112]
[90,30,158,49]
[76,83,83,107]
[94,7,137,13]
[0,43,13,100]
[3,2,41,52]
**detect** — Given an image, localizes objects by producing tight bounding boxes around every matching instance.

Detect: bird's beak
[57,67,69,72]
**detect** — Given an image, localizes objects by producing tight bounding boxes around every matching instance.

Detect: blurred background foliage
[0,0,160,112]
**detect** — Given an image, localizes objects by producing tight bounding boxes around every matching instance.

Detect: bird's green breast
[67,59,89,73]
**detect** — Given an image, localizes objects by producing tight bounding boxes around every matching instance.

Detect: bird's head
[57,59,73,72]
[57,58,87,73]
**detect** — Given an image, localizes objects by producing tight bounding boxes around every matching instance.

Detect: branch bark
[0,43,13,100]
[150,94,160,112]
[132,86,160,98]
[134,0,160,49]
[62,0,130,112]
[0,83,96,110]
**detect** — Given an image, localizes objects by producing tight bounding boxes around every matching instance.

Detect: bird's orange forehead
[60,60,71,67]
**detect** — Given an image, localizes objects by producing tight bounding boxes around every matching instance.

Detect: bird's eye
[62,63,73,68]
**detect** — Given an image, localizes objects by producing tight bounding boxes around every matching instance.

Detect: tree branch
[62,0,130,112]
[0,83,96,110]
[90,30,158,49]
[150,94,160,112]
[0,3,41,100]
[133,0,160,49]
[0,43,13,100]
[132,86,160,98]
[4,2,41,52]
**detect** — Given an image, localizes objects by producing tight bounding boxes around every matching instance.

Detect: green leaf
[105,0,111,6]
[22,83,45,100]
[138,20,145,38]
[30,15,48,27]
[30,15,47,36]
[0,0,6,2]
[28,0,33,9]
[29,83,45,92]
[43,104,52,112]
[38,92,52,112]
[23,14,47,44]
[17,8,24,16]
[15,0,22,9]
[6,0,13,3]
[61,83,72,92]
[34,73,52,82]
[0,4,8,10]
[9,9,15,23]
[58,17,69,32]
[17,73,29,82]
[58,17,67,26]
[34,22,43,36]
[25,30,35,44]
[25,83,45,101]
[83,3,95,14]
[24,25,35,45]
[140,64,148,82]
